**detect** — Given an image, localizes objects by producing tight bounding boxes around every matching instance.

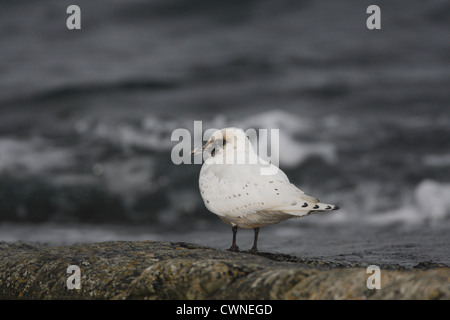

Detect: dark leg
[250,227,260,253]
[227,225,239,252]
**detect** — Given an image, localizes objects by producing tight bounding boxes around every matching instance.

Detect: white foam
[0,138,74,175]
[74,110,337,168]
[234,110,337,167]
[75,117,177,152]
[415,179,450,222]
[94,121,174,151]
[365,179,450,226]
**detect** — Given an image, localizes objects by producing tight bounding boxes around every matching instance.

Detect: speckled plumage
[195,127,339,251]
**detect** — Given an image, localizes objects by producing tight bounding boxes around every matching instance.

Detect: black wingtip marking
[302,203,308,207]
[326,205,332,210]
[333,205,340,210]
[313,204,319,209]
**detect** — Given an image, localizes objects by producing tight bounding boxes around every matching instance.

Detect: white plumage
[194,127,339,252]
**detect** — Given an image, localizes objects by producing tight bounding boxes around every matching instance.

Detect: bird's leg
[227,225,239,252]
[250,227,260,253]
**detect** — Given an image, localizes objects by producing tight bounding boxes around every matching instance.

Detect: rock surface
[0,241,448,299]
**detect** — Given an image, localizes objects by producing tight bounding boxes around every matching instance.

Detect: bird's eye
[216,139,226,147]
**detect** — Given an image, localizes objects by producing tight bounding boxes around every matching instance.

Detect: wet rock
[0,241,448,299]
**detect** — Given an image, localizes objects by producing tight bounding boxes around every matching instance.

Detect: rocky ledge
[0,241,448,299]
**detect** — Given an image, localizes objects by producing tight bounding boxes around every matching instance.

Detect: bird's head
[191,127,252,159]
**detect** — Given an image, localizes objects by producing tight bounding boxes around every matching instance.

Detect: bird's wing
[200,162,338,219]
[253,165,338,216]
[199,163,269,218]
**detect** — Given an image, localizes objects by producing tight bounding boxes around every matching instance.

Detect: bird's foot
[249,246,258,253]
[227,245,239,252]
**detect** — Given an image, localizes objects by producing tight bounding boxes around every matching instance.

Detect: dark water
[0,0,449,266]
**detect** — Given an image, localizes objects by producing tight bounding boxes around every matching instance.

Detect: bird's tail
[262,194,339,218]
[288,201,339,218]
[301,194,340,212]
[309,201,340,211]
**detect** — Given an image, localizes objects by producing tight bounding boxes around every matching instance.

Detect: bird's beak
[190,147,202,155]
[191,140,212,155]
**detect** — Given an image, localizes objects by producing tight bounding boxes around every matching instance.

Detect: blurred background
[0,0,449,266]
